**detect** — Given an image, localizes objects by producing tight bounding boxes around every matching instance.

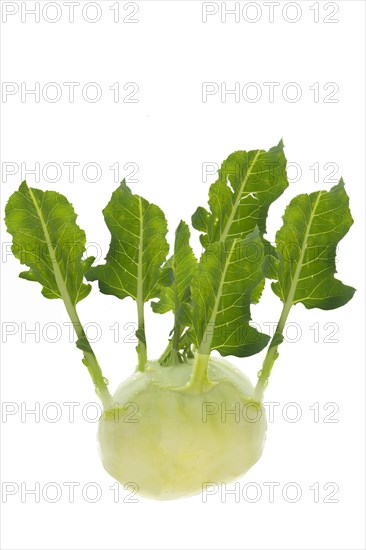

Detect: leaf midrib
[198,239,238,355]
[137,196,144,325]
[27,186,76,314]
[284,192,324,309]
[219,150,261,243]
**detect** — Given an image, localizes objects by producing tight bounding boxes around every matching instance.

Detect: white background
[1,1,365,549]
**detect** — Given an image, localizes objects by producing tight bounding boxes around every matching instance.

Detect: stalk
[254,300,291,401]
[136,300,147,371]
[67,304,112,410]
[158,325,187,366]
[170,270,182,365]
[171,310,187,365]
[158,340,172,365]
[136,196,148,371]
[179,352,215,394]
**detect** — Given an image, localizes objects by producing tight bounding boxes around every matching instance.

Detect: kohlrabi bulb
[98,357,267,500]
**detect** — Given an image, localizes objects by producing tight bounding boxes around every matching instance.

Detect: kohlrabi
[5,141,355,500]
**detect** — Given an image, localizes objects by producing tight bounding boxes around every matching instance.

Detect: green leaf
[76,336,93,354]
[152,220,197,315]
[135,328,146,345]
[192,140,288,251]
[5,181,92,305]
[81,255,96,275]
[152,221,198,365]
[158,266,174,288]
[271,332,284,347]
[251,278,266,305]
[5,182,112,409]
[185,228,270,357]
[86,180,170,370]
[272,179,356,310]
[86,180,169,304]
[262,254,279,280]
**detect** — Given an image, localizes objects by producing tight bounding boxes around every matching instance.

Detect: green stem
[66,302,112,410]
[158,340,172,365]
[136,300,147,371]
[170,272,182,365]
[179,352,216,394]
[171,320,183,365]
[254,299,291,401]
[158,325,186,366]
[136,196,147,371]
